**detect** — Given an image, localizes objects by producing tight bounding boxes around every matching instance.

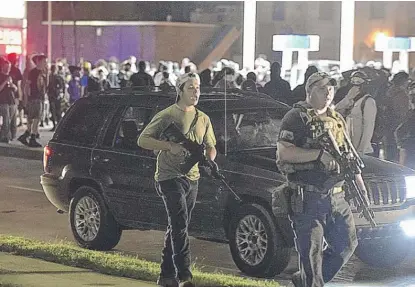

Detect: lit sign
[5,45,22,54]
[0,29,22,45]
[273,35,320,51]
[375,36,413,52]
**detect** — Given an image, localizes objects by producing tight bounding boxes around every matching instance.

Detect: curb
[0,144,43,161]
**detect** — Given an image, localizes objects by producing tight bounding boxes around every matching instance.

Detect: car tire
[228,203,291,278]
[69,186,122,250]
[355,238,412,268]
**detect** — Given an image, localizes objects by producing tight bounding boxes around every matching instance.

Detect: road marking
[6,185,43,193]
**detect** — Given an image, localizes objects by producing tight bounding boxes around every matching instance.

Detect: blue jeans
[155,177,198,281]
[289,191,358,287]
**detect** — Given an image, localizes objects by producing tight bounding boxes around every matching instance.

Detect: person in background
[17,54,47,147]
[383,71,410,162]
[7,53,23,131]
[0,59,17,143]
[241,72,259,92]
[199,69,212,88]
[131,61,155,87]
[68,66,82,104]
[395,81,415,169]
[48,64,65,131]
[263,62,291,104]
[336,70,377,155]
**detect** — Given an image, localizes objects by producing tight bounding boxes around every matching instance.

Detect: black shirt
[130,72,155,87]
[9,66,23,86]
[0,73,15,105]
[29,68,45,100]
[277,107,330,188]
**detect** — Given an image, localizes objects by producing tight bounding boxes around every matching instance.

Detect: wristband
[317,149,325,162]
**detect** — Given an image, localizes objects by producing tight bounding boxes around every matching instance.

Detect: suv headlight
[405,176,415,199]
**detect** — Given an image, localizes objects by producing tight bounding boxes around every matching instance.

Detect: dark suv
[41,87,415,278]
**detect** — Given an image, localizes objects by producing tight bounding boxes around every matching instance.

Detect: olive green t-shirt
[139,104,216,182]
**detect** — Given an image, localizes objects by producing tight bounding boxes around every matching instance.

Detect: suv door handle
[93,156,110,163]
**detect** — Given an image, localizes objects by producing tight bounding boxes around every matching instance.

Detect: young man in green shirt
[138,73,217,287]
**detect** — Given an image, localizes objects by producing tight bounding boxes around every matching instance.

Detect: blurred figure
[383,72,410,162]
[291,66,318,105]
[0,59,17,143]
[263,62,291,104]
[119,62,134,88]
[68,66,81,104]
[107,62,120,88]
[199,69,212,87]
[48,64,65,131]
[336,70,377,155]
[98,69,109,91]
[241,72,259,92]
[159,72,174,92]
[213,67,237,89]
[7,53,23,129]
[131,61,155,87]
[395,81,415,169]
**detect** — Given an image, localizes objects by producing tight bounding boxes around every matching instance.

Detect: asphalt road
[1,156,415,286]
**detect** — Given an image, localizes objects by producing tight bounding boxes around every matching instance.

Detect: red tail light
[43,146,53,173]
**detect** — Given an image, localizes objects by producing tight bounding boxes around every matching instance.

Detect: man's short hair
[33,54,47,64]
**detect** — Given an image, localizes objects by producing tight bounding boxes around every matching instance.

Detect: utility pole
[47,1,52,65]
[340,0,355,72]
[242,0,256,70]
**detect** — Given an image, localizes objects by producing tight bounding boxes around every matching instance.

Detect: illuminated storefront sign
[0,29,22,45]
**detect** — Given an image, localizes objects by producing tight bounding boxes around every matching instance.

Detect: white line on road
[6,185,43,193]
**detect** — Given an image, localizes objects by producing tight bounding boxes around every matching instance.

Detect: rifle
[161,122,242,202]
[318,129,377,227]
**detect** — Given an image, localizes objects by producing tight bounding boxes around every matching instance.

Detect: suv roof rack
[87,86,274,101]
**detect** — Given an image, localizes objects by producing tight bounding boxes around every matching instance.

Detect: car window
[57,102,112,146]
[210,108,284,153]
[112,106,154,151]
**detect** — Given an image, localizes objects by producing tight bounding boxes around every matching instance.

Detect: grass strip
[0,235,278,287]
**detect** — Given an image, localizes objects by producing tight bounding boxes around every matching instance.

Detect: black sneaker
[156,277,179,287]
[28,138,42,148]
[17,133,29,146]
[291,271,302,287]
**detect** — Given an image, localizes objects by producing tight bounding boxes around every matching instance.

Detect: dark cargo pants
[289,191,358,287]
[155,177,198,281]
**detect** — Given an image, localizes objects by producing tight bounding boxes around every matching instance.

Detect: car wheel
[69,186,122,250]
[355,238,412,268]
[228,203,291,278]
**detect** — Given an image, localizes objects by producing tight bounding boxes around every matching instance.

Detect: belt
[288,182,343,194]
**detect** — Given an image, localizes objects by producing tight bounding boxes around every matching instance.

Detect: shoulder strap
[185,108,199,136]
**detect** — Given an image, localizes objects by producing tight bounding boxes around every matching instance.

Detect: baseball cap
[305,72,337,95]
[175,72,200,102]
[176,72,200,92]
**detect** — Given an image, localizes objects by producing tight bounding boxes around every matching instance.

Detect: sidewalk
[0,252,156,287]
[0,124,54,161]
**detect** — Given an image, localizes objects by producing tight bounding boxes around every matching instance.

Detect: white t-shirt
[336,94,377,155]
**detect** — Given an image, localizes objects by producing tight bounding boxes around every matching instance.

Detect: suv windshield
[210,108,283,153]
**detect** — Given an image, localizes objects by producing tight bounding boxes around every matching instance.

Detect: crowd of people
[0,52,414,168]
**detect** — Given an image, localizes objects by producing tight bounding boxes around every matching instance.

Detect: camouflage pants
[289,191,358,287]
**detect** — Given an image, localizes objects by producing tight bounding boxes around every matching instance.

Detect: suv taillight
[43,146,53,173]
